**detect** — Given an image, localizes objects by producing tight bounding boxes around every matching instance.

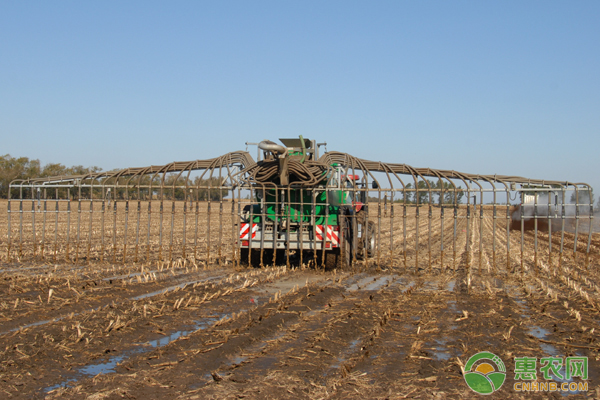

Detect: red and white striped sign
[240,223,258,240]
[316,225,339,247]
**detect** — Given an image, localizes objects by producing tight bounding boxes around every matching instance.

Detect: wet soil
[1,205,599,399]
[1,257,599,399]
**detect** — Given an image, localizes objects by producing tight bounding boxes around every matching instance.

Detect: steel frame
[5,151,594,272]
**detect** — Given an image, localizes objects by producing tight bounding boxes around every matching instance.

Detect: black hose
[246,159,328,186]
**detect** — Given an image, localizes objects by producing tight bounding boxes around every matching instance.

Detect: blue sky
[1,1,599,193]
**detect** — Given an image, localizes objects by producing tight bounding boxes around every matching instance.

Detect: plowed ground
[1,210,599,399]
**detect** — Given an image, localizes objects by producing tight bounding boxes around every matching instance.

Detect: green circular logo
[464,352,506,394]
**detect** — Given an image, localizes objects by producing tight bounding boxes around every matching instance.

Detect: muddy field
[1,202,599,399]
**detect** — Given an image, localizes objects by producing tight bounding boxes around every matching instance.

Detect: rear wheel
[366,220,376,257]
[342,234,351,266]
[262,249,275,266]
[239,248,261,268]
[356,213,375,260]
[342,215,353,268]
[322,228,352,269]
[323,249,339,269]
[240,248,249,266]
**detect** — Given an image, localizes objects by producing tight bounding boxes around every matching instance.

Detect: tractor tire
[342,234,352,267]
[366,220,376,258]
[321,214,353,270]
[356,213,376,259]
[322,234,352,269]
[239,248,261,268]
[324,249,339,270]
[240,248,249,265]
[262,249,275,266]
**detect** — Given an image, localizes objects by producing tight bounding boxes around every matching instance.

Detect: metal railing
[3,151,595,273]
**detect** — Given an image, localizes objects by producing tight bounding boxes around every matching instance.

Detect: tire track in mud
[0,258,255,334]
[1,265,329,398]
[0,258,213,307]
[3,205,599,399]
[168,274,408,399]
[49,270,540,400]
[0,263,238,335]
[42,270,401,399]
[340,269,596,399]
[187,275,407,398]
[181,269,597,399]
[343,280,467,398]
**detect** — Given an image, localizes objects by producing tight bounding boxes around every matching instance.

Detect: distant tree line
[570,188,594,205]
[0,154,102,199]
[0,154,229,201]
[366,180,465,205]
[162,175,229,201]
[392,180,465,205]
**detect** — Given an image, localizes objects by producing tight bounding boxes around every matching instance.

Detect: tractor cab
[326,166,367,213]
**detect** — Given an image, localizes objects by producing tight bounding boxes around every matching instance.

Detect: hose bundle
[247,159,328,186]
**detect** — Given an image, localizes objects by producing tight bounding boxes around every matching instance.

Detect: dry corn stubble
[1,201,599,399]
